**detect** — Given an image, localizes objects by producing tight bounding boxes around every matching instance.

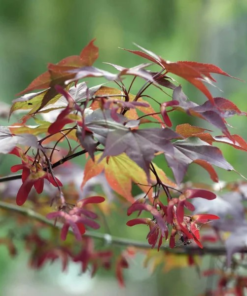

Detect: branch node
[104,233,113,245]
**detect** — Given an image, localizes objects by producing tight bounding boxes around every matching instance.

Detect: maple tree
[1,39,247,294]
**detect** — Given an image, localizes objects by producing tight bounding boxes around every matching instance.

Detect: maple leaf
[47,196,104,241]
[164,139,234,184]
[13,40,101,114]
[101,128,178,180]
[124,44,236,104]
[171,86,244,138]
[176,123,247,153]
[17,40,99,96]
[84,108,167,165]
[95,117,180,180]
[84,109,128,147]
[82,153,176,203]
[10,83,101,121]
[83,108,180,179]
[10,90,47,118]
[0,127,41,154]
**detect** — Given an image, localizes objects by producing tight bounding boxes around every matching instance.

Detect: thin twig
[0,149,87,183]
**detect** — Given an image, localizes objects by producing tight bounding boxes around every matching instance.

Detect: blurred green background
[0,0,247,295]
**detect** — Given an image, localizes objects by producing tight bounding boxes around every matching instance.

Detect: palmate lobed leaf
[172,86,246,139]
[175,61,233,81]
[9,113,79,140]
[0,127,41,154]
[17,40,99,96]
[84,109,128,146]
[82,153,176,203]
[84,109,180,178]
[9,118,79,145]
[192,97,244,117]
[12,40,99,116]
[165,139,234,184]
[100,127,180,181]
[176,124,247,152]
[82,153,147,203]
[125,44,237,104]
[10,87,70,120]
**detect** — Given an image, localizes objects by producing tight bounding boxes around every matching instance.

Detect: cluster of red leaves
[10,147,62,206]
[24,228,134,287]
[25,231,112,276]
[46,196,105,241]
[127,189,219,249]
[125,44,238,104]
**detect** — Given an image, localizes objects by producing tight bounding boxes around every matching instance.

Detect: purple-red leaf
[165,139,234,184]
[100,127,180,181]
[17,39,99,96]
[16,179,35,206]
[125,44,236,104]
[126,218,148,226]
[185,189,216,200]
[79,39,99,66]
[80,196,105,206]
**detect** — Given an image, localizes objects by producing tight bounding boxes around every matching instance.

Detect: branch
[0,149,86,183]
[0,200,240,256]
